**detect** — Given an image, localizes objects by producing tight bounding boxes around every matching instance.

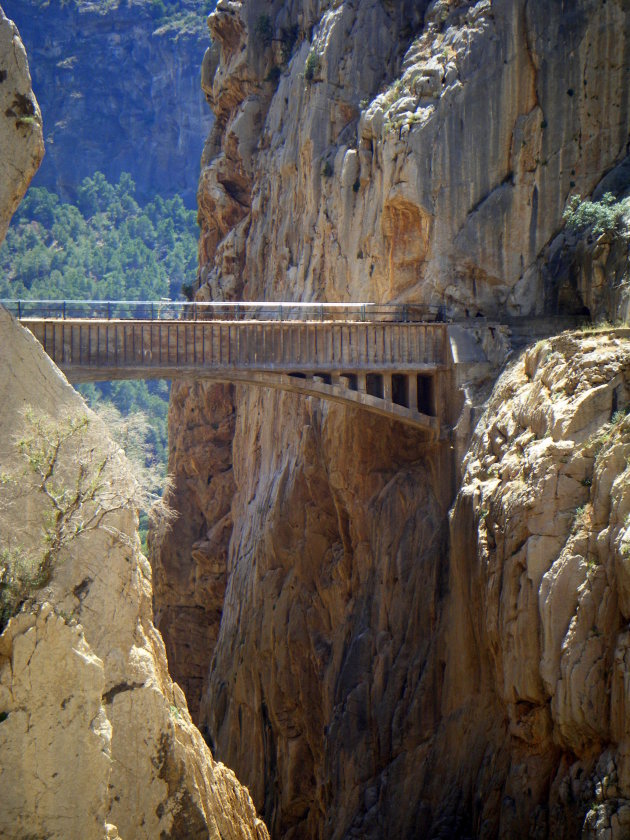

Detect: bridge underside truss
[21,317,448,436]
[74,366,440,435]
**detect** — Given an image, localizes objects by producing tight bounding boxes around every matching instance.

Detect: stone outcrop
[150,0,630,837]
[0,5,43,243]
[2,0,214,205]
[0,307,268,839]
[440,329,630,838]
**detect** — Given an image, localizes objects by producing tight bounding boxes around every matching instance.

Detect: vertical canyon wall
[151,0,630,836]
[0,8,267,838]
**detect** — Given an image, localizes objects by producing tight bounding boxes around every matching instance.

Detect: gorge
[2,1,630,839]
[151,0,630,837]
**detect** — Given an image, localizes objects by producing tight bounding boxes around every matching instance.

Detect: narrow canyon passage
[150,0,630,837]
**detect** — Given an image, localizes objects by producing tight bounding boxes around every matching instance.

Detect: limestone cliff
[0,16,266,834]
[151,0,630,837]
[0,309,268,839]
[3,0,214,205]
[0,5,43,242]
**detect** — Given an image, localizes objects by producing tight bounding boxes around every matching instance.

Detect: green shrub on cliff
[304,49,320,82]
[0,408,141,630]
[563,192,630,237]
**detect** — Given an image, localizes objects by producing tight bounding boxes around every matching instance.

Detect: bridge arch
[4,301,453,436]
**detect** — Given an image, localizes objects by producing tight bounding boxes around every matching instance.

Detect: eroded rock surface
[441,330,630,837]
[0,5,43,243]
[0,310,268,839]
[151,0,630,837]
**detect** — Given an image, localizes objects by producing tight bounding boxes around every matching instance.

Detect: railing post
[17,300,21,319]
[63,300,66,320]
[107,301,111,320]
[151,302,154,321]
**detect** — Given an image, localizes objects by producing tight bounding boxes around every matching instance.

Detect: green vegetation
[0,407,148,630]
[146,0,217,37]
[0,172,198,301]
[0,171,197,498]
[22,0,216,37]
[563,192,630,237]
[304,50,320,82]
[88,401,172,549]
[254,13,273,47]
[79,380,170,468]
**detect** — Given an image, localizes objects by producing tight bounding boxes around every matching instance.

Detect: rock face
[442,329,630,838]
[0,5,43,243]
[2,0,214,206]
[150,0,630,837]
[150,378,236,722]
[0,21,266,833]
[0,307,268,839]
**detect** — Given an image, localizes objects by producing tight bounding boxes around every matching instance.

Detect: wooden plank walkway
[21,318,448,375]
[8,303,455,436]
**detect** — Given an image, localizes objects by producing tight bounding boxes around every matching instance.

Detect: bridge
[2,300,501,438]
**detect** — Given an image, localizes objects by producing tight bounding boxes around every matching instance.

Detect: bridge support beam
[383,373,392,402]
[408,374,418,413]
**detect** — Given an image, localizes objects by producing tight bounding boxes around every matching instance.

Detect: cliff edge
[0,4,43,242]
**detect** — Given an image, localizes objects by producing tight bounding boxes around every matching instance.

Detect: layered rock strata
[151,0,630,836]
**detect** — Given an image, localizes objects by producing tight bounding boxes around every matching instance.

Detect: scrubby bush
[254,13,273,47]
[304,50,320,82]
[0,409,134,629]
[563,192,630,237]
[0,404,174,628]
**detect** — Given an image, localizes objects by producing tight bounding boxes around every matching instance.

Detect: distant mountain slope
[2,0,215,206]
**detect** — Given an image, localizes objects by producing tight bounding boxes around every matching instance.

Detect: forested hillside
[0,172,199,541]
[0,173,198,301]
[1,0,214,541]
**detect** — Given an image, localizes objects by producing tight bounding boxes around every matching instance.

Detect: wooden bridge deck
[6,302,461,436]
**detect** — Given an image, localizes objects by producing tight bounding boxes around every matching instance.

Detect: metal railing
[1,299,439,323]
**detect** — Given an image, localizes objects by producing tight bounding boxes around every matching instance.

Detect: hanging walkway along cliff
[3,299,508,438]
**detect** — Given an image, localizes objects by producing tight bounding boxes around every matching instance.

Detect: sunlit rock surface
[151,0,630,836]
[0,315,267,839]
[0,5,43,244]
